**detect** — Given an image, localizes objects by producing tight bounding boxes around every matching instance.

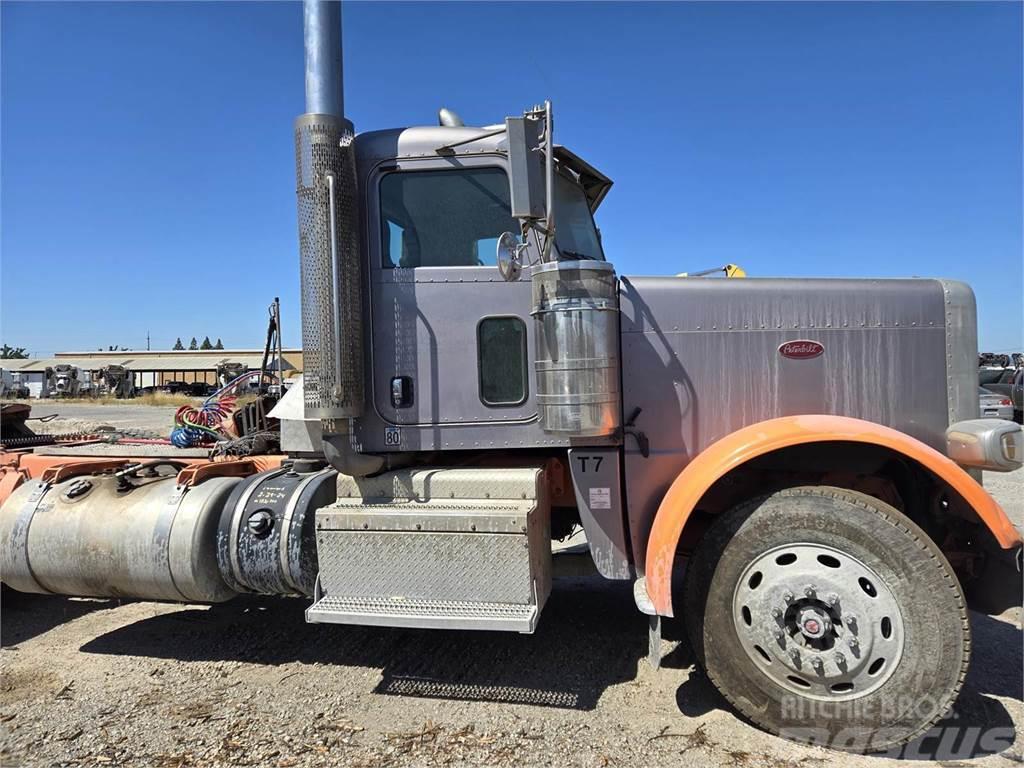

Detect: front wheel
[683,486,969,753]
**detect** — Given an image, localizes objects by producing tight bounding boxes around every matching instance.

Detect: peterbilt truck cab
[283,16,1022,742]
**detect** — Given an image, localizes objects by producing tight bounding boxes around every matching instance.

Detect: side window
[380,168,518,268]
[477,317,528,406]
[385,221,405,269]
[979,370,1002,386]
[553,172,605,261]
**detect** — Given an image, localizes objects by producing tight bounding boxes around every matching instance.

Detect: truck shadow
[0,586,123,646]
[71,577,645,711]
[7,583,1018,754]
[670,610,1021,761]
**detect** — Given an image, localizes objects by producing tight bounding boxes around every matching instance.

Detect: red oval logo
[779,340,824,360]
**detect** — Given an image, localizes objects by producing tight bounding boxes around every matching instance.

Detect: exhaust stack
[295,0,365,424]
[303,0,344,118]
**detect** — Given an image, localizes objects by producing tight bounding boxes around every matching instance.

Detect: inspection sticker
[589,487,612,510]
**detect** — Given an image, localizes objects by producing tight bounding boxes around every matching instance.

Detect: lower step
[306,466,551,634]
[306,595,540,633]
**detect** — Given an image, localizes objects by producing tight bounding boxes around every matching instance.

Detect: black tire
[682,486,969,753]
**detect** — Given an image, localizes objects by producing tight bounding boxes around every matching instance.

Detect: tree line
[173,337,225,351]
[1,338,228,358]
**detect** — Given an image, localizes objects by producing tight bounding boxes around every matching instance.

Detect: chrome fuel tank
[0,472,239,602]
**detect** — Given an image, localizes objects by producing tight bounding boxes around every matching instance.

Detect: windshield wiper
[560,249,597,261]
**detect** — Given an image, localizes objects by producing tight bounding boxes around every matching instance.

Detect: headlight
[1001,430,1021,463]
[947,419,1024,472]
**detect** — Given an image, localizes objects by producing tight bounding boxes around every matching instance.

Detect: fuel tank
[0,470,239,602]
[217,462,336,596]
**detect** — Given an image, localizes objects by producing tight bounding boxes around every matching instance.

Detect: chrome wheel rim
[732,542,905,701]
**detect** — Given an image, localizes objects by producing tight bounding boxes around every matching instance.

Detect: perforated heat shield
[295,113,365,420]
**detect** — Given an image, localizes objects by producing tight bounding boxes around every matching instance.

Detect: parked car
[979,367,1015,397]
[1011,368,1023,423]
[187,382,216,397]
[979,386,1014,420]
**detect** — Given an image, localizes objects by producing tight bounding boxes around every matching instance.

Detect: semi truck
[1,1,1021,752]
[44,364,83,398]
[98,364,136,399]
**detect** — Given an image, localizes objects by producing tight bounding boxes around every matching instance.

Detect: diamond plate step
[306,595,539,632]
[307,466,551,634]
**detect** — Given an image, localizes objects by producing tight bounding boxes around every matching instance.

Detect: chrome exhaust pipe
[303,0,344,118]
[295,1,380,475]
[295,2,364,420]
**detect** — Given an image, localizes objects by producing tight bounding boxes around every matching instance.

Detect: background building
[8,349,302,397]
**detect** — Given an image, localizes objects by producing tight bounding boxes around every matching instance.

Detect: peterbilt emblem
[779,340,824,360]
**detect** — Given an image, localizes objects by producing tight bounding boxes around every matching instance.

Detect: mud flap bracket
[648,615,662,670]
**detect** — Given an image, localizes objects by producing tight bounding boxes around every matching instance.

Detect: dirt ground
[23,403,179,439]
[1,408,1021,767]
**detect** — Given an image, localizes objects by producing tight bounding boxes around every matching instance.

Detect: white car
[979,386,1014,420]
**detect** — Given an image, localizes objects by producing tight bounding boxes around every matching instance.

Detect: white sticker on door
[589,487,612,510]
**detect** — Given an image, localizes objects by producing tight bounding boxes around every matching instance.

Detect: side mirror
[496,231,523,282]
[505,116,545,220]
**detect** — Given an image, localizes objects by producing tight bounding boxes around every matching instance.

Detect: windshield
[378,167,604,267]
[979,369,1009,385]
[554,173,604,260]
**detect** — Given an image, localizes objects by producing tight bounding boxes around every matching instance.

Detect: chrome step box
[306,466,551,633]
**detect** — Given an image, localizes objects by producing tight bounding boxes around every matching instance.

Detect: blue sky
[2,1,1021,355]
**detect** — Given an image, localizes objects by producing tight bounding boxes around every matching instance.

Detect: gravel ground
[22,404,179,440]
[1,410,1021,767]
[984,468,1024,529]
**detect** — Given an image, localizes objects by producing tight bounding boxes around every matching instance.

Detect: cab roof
[354,125,612,213]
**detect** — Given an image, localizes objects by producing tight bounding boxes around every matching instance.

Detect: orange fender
[645,415,1022,617]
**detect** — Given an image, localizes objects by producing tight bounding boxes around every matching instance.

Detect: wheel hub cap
[797,608,830,639]
[732,542,905,701]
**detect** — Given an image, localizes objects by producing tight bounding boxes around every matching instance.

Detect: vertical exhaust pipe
[295,0,383,476]
[303,0,344,118]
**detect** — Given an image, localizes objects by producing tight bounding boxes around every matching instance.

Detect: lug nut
[783,591,794,603]
[828,593,840,606]
[772,607,783,619]
[790,649,801,664]
[847,636,859,650]
[846,614,857,627]
[834,652,846,666]
[774,629,785,642]
[804,585,816,598]
[811,656,823,671]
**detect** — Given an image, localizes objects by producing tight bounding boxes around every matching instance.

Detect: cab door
[366,157,537,434]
